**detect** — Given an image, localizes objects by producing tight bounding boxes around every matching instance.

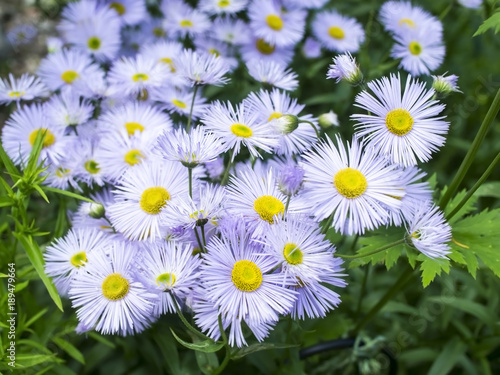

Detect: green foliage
[474,9,500,36]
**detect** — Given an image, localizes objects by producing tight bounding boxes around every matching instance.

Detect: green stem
[355,265,370,318]
[446,152,500,221]
[173,297,209,340]
[439,2,453,20]
[194,227,204,253]
[188,167,193,198]
[299,119,320,139]
[285,195,291,212]
[336,238,405,259]
[321,213,334,235]
[186,85,199,133]
[479,356,493,375]
[439,88,500,210]
[353,267,416,335]
[221,149,235,186]
[213,347,231,375]
[200,225,207,247]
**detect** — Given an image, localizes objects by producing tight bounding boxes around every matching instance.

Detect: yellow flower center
[29,128,55,148]
[9,91,24,98]
[408,41,422,55]
[253,195,285,224]
[180,19,193,28]
[84,160,100,174]
[218,0,230,7]
[140,186,170,214]
[132,73,149,82]
[56,167,70,178]
[231,260,263,292]
[102,273,130,301]
[267,112,282,122]
[61,70,79,84]
[172,99,187,109]
[256,38,275,55]
[385,108,414,136]
[266,14,283,31]
[334,168,368,199]
[124,149,144,166]
[87,36,101,51]
[398,18,416,28]
[209,48,221,57]
[153,27,166,37]
[328,26,345,40]
[160,57,176,72]
[125,122,145,136]
[231,123,253,138]
[283,243,303,265]
[109,2,126,15]
[156,272,176,289]
[70,251,87,268]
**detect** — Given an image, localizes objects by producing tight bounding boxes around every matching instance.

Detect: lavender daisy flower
[327,53,363,85]
[0,74,48,105]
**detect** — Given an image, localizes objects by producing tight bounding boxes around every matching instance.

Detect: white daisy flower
[108,55,171,97]
[140,41,188,87]
[200,221,297,346]
[247,59,299,92]
[302,135,405,235]
[74,139,107,187]
[44,93,94,129]
[379,1,443,37]
[58,3,121,61]
[150,86,208,119]
[0,73,48,105]
[37,49,104,94]
[227,167,290,238]
[201,100,278,161]
[44,228,111,296]
[162,1,211,38]
[98,102,172,139]
[96,131,156,183]
[352,74,449,167]
[72,189,116,233]
[407,203,451,259]
[302,37,322,58]
[248,0,306,47]
[193,37,239,71]
[105,0,148,25]
[391,27,445,76]
[286,0,329,9]
[199,0,249,14]
[176,49,231,87]
[43,161,81,191]
[327,52,363,85]
[46,36,64,54]
[108,160,189,241]
[138,241,201,316]
[241,37,294,67]
[244,89,317,155]
[155,127,225,168]
[312,10,365,53]
[212,18,252,46]
[1,104,69,167]
[458,0,483,8]
[69,241,157,336]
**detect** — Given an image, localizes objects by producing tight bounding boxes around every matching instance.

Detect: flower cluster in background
[1,0,466,348]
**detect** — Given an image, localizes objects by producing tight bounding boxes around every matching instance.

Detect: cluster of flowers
[0,0,457,346]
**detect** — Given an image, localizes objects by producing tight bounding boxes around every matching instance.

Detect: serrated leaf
[231,342,299,360]
[474,182,500,199]
[442,188,478,224]
[348,226,405,269]
[52,337,85,364]
[12,233,63,311]
[474,10,500,36]
[419,256,450,287]
[170,329,224,353]
[451,208,500,278]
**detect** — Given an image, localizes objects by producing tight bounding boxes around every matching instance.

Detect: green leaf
[451,208,500,278]
[15,354,58,368]
[13,233,63,311]
[53,197,68,239]
[231,342,299,360]
[0,196,13,207]
[194,350,219,375]
[442,188,478,224]
[42,186,97,204]
[474,10,500,36]
[348,226,405,269]
[24,308,48,328]
[32,184,50,203]
[152,330,181,375]
[52,337,85,364]
[428,338,467,375]
[25,129,47,176]
[0,141,20,183]
[88,332,116,348]
[474,182,500,199]
[428,297,497,327]
[170,329,224,353]
[419,255,450,287]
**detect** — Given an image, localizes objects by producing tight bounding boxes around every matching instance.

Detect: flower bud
[272,114,299,134]
[327,53,363,86]
[318,110,339,129]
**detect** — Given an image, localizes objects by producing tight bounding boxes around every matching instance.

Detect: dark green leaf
[0,141,20,183]
[231,342,299,360]
[52,337,85,364]
[43,186,97,204]
[442,188,478,224]
[170,329,224,353]
[428,338,467,375]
